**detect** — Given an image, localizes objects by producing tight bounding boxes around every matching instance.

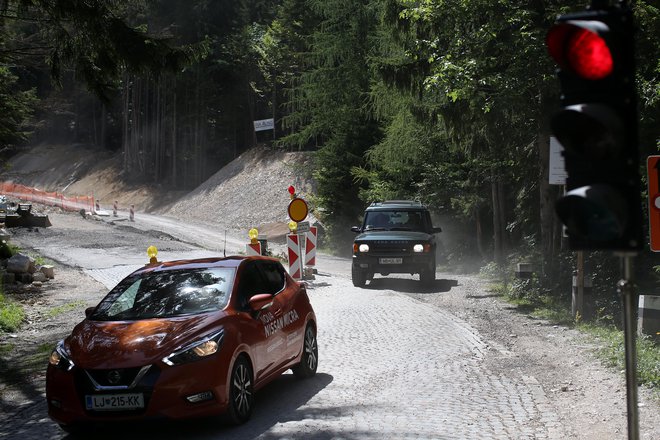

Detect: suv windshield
[91,267,235,321]
[363,210,426,232]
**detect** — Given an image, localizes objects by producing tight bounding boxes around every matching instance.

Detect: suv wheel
[420,257,436,285]
[351,265,367,287]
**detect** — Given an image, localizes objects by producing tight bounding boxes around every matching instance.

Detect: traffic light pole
[616,252,639,440]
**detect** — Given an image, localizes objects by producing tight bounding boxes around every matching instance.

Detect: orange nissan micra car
[46,254,318,433]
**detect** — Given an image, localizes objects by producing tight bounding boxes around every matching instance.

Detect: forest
[1,0,659,312]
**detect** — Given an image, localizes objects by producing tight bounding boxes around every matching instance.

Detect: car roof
[129,255,279,277]
[366,200,428,211]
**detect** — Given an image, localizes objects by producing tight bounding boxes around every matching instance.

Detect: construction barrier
[129,204,135,222]
[113,201,118,217]
[0,181,94,213]
[305,226,317,267]
[638,295,660,339]
[287,233,302,280]
[245,242,261,256]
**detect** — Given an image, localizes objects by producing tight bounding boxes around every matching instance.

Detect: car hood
[65,313,224,369]
[355,231,433,241]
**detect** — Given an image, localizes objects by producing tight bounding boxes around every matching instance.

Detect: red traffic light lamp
[547,21,613,80]
[546,2,642,251]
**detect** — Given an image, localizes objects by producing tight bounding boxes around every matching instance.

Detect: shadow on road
[365,277,458,294]
[52,373,335,440]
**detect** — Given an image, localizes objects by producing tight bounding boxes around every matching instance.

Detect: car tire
[58,424,81,435]
[420,257,436,285]
[227,355,254,425]
[292,323,318,379]
[351,265,367,287]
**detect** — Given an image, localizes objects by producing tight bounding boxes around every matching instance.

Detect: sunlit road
[1,213,568,439]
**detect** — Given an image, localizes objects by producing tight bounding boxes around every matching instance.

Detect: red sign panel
[647,156,660,252]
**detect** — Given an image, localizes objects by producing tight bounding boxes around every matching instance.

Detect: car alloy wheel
[292,323,318,379]
[228,356,253,424]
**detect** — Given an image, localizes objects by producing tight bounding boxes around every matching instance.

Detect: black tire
[227,355,254,425]
[351,265,367,287]
[292,323,318,379]
[58,423,90,438]
[420,257,436,285]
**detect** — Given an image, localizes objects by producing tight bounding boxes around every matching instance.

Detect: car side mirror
[248,294,274,311]
[351,226,361,233]
[432,227,442,234]
[85,306,95,318]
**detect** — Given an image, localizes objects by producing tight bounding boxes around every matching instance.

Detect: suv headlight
[354,243,370,253]
[413,244,432,253]
[163,329,224,366]
[49,340,75,371]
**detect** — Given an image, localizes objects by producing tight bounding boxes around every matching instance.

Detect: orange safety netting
[0,181,95,212]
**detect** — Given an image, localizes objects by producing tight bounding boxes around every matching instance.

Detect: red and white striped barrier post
[304,226,317,267]
[113,200,118,217]
[129,204,135,222]
[95,199,100,213]
[287,233,303,280]
[246,242,261,256]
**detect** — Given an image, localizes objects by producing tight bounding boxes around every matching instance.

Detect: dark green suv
[350,201,441,287]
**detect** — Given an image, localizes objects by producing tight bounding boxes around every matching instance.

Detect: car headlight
[413,244,432,253]
[162,329,224,366]
[358,244,370,253]
[49,340,75,371]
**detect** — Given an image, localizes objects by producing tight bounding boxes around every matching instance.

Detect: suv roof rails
[369,200,423,207]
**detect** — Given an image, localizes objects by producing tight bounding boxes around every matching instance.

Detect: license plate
[85,393,144,411]
[379,258,403,264]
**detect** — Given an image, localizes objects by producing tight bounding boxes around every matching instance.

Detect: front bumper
[46,354,231,426]
[352,253,433,275]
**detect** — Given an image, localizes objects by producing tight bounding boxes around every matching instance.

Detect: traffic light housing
[547,3,643,251]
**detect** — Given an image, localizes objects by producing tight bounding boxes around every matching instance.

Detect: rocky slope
[4,144,316,240]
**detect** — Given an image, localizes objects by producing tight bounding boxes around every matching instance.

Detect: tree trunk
[498,179,507,256]
[172,84,177,187]
[475,208,486,260]
[492,175,503,265]
[539,132,556,281]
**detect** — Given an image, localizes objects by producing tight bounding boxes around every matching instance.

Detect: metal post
[577,251,584,318]
[617,253,639,440]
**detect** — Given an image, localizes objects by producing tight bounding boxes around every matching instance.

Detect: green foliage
[0,242,19,259]
[44,301,86,319]
[0,66,37,150]
[581,324,660,389]
[0,294,25,333]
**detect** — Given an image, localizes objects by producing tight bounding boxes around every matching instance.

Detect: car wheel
[420,258,436,285]
[227,355,254,425]
[351,265,367,287]
[292,323,318,379]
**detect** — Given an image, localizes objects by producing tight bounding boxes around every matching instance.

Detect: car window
[91,267,235,321]
[364,210,428,232]
[237,261,269,309]
[260,262,286,295]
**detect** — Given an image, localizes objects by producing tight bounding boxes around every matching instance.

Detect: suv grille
[369,240,414,255]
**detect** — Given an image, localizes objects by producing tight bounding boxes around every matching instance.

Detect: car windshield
[364,210,426,232]
[90,267,235,321]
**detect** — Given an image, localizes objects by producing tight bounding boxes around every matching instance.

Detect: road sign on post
[647,156,660,252]
[288,197,308,223]
[546,3,643,251]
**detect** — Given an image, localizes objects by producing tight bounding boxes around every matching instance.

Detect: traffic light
[546,2,643,251]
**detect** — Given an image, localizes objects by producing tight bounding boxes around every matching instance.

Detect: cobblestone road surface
[1,269,566,439]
